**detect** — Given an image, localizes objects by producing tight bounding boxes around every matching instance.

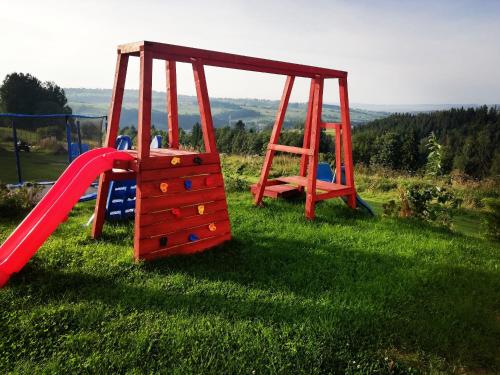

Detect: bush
[0,184,42,218]
[482,198,500,241]
[383,182,461,228]
[224,174,248,192]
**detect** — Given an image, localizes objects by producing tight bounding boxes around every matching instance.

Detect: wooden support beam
[305,78,324,219]
[268,144,311,155]
[166,60,179,148]
[339,77,356,208]
[92,52,128,239]
[335,126,342,181]
[299,79,316,184]
[192,60,217,153]
[253,75,295,205]
[118,41,348,79]
[137,48,153,160]
[320,122,341,130]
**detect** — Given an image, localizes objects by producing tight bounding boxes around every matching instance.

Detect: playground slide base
[340,195,375,216]
[0,148,134,288]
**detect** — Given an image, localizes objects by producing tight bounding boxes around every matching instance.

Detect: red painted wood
[166,60,179,149]
[339,77,356,208]
[254,76,295,205]
[140,209,229,239]
[250,183,301,199]
[192,61,217,153]
[92,52,129,239]
[140,174,224,198]
[140,220,231,254]
[299,79,315,184]
[138,48,153,160]
[141,164,221,182]
[335,127,342,181]
[139,152,220,170]
[315,188,355,201]
[118,41,347,79]
[140,233,231,260]
[275,176,347,192]
[141,188,227,212]
[320,122,341,130]
[305,78,324,219]
[140,199,228,227]
[268,144,311,155]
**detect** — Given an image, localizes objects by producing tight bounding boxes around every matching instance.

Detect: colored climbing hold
[197,205,205,215]
[171,208,181,218]
[159,237,168,247]
[171,157,181,165]
[208,223,217,232]
[160,182,169,192]
[188,233,199,242]
[193,156,202,165]
[184,179,192,190]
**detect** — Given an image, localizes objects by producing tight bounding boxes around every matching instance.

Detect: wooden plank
[140,199,228,227]
[299,79,316,184]
[139,220,231,254]
[117,41,348,79]
[140,173,224,198]
[141,163,221,182]
[268,144,311,155]
[305,78,324,219]
[253,76,295,205]
[92,52,128,239]
[141,188,227,212]
[140,209,229,239]
[250,183,301,199]
[108,170,136,181]
[137,48,153,160]
[139,152,220,171]
[339,77,356,208]
[275,175,347,192]
[335,126,342,181]
[315,188,355,202]
[192,61,217,153]
[166,60,179,148]
[140,233,231,260]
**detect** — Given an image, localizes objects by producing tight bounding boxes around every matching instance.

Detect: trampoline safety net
[0,114,106,184]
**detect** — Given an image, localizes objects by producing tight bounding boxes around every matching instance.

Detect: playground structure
[0,41,361,288]
[0,114,106,185]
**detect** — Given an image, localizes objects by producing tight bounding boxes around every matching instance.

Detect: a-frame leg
[305,78,324,219]
[166,60,179,149]
[339,77,356,208]
[92,52,129,239]
[298,79,316,191]
[254,76,295,205]
[192,60,217,153]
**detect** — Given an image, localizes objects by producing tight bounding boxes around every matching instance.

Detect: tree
[0,73,72,114]
[425,132,443,176]
[233,120,245,131]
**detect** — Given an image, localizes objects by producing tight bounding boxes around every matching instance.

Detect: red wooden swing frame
[91,41,357,257]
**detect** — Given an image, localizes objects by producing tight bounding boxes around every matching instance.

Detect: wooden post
[335,126,342,182]
[299,79,316,184]
[253,76,295,205]
[305,77,324,219]
[339,77,356,208]
[92,52,129,239]
[166,60,179,148]
[192,60,217,153]
[134,47,153,259]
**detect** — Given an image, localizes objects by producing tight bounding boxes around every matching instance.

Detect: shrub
[224,174,248,192]
[0,184,42,218]
[383,182,461,228]
[482,198,500,241]
[37,137,67,154]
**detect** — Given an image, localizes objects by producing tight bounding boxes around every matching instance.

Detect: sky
[0,0,499,105]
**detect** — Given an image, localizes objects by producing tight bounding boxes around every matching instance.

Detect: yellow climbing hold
[160,182,169,192]
[171,157,181,165]
[208,223,217,232]
[198,205,205,215]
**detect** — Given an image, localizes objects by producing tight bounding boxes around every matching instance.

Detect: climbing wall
[134,151,231,260]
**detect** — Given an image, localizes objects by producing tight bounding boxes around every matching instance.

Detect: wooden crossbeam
[268,144,312,155]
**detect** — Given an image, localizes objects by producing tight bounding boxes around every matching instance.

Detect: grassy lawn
[0,190,498,373]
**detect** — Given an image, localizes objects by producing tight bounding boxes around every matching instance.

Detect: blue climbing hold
[184,179,192,190]
[188,233,199,242]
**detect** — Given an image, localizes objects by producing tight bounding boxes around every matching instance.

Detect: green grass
[1,192,499,374]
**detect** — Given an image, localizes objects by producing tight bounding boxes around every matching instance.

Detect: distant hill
[65,88,388,130]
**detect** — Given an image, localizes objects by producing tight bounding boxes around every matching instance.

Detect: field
[0,155,498,373]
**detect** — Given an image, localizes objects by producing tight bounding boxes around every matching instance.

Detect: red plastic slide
[0,147,134,288]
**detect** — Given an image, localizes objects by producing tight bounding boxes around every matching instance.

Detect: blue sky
[0,0,499,104]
